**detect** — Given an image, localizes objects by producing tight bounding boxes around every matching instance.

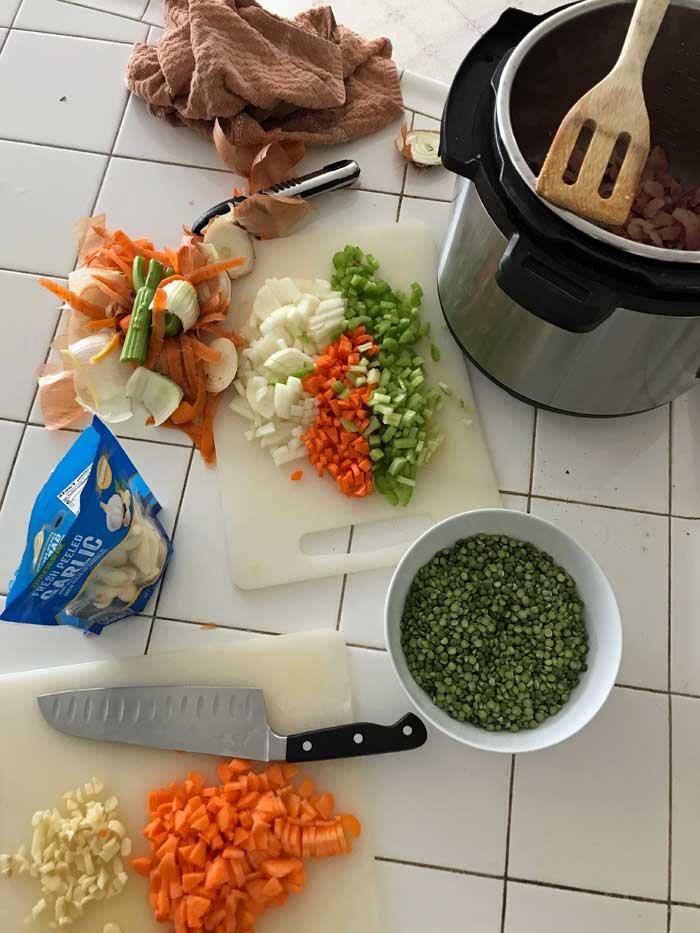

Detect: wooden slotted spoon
[536,0,670,226]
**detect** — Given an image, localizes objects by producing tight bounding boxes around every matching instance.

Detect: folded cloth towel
[127,0,403,171]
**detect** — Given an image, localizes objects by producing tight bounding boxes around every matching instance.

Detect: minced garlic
[0,778,131,928]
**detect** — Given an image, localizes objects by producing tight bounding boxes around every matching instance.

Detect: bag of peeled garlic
[1,417,172,633]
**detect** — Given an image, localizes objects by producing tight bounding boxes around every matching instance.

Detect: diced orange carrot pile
[301,327,379,498]
[131,759,361,933]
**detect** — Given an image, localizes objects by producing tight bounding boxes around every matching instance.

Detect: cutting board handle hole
[300,526,353,556]
[349,515,433,552]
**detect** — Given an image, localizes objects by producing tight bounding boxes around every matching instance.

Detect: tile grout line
[526,408,538,514]
[156,616,282,638]
[144,446,196,653]
[7,24,141,43]
[376,855,502,881]
[57,0,148,24]
[506,876,673,906]
[500,756,516,933]
[666,402,673,933]
[335,525,355,633]
[530,493,669,519]
[375,855,700,910]
[394,112,413,223]
[0,0,23,55]
[25,418,193,449]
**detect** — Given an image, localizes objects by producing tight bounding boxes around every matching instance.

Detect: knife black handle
[285,713,427,763]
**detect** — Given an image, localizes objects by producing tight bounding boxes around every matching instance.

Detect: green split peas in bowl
[400,534,589,733]
[385,509,621,753]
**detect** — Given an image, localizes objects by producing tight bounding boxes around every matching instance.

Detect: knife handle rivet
[403,725,413,736]
[302,740,313,752]
[353,733,364,745]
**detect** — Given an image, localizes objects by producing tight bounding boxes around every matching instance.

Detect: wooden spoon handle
[616,0,670,75]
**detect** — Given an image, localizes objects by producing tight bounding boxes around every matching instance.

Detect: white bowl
[385,509,622,753]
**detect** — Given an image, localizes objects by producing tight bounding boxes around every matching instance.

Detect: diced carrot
[156,835,179,859]
[297,777,314,800]
[262,877,284,898]
[186,894,211,927]
[341,814,362,838]
[130,856,153,876]
[188,839,208,868]
[315,793,335,820]
[159,851,179,881]
[137,756,360,931]
[205,856,230,889]
[182,871,205,893]
[290,469,303,481]
[229,759,252,774]
[260,858,301,879]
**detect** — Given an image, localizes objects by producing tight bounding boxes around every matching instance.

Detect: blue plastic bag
[2,417,172,634]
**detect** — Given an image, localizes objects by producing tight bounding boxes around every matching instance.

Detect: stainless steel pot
[438,0,700,416]
[497,0,700,264]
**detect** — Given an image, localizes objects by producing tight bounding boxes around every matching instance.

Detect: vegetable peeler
[191,159,361,236]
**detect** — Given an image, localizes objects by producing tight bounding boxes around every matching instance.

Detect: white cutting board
[0,631,381,933]
[215,222,500,589]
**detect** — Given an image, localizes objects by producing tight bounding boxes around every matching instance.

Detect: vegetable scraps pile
[131,758,361,933]
[401,534,589,732]
[38,213,254,464]
[232,246,445,506]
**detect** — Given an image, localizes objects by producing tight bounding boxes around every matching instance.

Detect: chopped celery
[331,244,447,508]
[340,418,358,433]
[291,365,315,379]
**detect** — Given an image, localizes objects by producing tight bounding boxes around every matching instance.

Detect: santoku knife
[37,686,427,762]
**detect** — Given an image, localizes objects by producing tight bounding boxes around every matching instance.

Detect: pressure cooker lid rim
[493,0,700,265]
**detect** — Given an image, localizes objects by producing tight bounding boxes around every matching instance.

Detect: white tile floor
[1,1,699,931]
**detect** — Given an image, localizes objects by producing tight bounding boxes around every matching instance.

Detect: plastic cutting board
[214,222,500,589]
[0,630,381,933]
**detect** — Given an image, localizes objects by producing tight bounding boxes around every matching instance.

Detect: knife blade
[37,686,427,762]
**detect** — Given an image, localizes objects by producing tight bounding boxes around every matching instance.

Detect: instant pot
[438,0,700,416]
